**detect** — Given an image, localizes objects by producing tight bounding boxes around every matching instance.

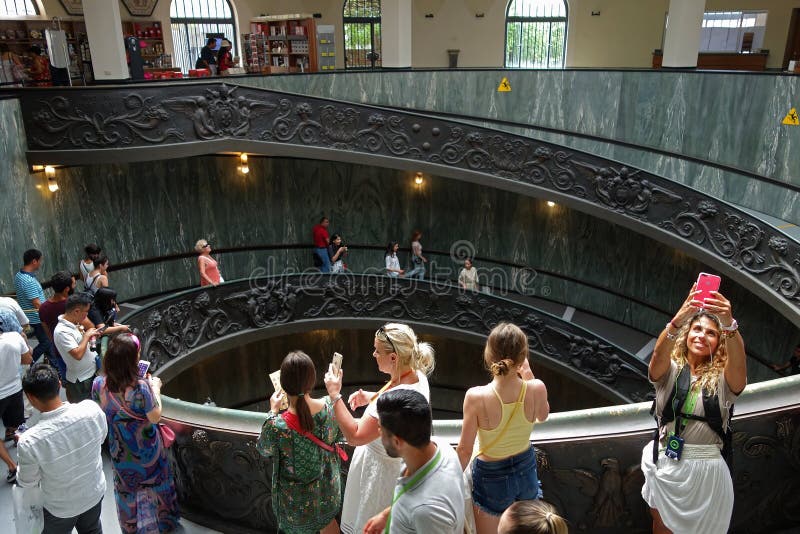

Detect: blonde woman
[641,285,745,534]
[324,323,435,534]
[195,239,222,287]
[456,323,550,534]
[498,500,568,534]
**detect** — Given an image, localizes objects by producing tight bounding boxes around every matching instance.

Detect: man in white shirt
[53,293,99,403]
[0,316,32,482]
[0,296,29,332]
[17,362,107,534]
[364,389,465,534]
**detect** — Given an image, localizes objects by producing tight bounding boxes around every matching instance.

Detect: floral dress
[256,398,343,534]
[92,377,180,533]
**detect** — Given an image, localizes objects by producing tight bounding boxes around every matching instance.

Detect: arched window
[505,0,566,68]
[343,0,381,69]
[0,0,39,16]
[170,0,237,73]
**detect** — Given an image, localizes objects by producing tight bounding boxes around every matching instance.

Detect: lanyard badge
[665,383,699,462]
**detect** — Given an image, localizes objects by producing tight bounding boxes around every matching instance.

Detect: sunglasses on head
[376,326,398,354]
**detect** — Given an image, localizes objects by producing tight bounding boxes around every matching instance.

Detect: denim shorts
[471,445,543,516]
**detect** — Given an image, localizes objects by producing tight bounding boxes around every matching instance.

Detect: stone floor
[0,386,220,534]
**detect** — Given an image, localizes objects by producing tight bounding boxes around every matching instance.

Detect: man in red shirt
[312,216,331,273]
[39,271,82,380]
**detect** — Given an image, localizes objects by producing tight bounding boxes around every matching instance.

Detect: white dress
[340,372,430,534]
[640,362,737,534]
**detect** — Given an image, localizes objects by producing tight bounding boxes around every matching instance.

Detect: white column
[662,0,706,68]
[381,0,412,68]
[82,0,129,80]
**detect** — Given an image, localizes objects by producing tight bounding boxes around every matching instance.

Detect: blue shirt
[14,270,45,324]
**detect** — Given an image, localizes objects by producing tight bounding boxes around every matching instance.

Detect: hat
[221,39,232,48]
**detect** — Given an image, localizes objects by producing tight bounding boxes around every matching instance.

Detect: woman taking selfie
[456,322,550,534]
[641,283,746,534]
[324,323,435,534]
[92,334,179,533]
[257,351,343,534]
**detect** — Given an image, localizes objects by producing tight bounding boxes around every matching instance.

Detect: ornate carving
[126,276,650,400]
[574,162,682,217]
[162,84,276,139]
[662,202,800,302]
[172,431,275,530]
[731,415,800,531]
[30,94,183,148]
[552,457,645,531]
[19,83,800,321]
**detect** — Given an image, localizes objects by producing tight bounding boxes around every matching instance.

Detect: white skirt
[641,441,733,534]
[340,438,403,534]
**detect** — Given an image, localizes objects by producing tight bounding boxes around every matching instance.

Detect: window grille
[170,0,237,73]
[0,0,38,17]
[700,11,768,53]
[505,0,566,69]
[343,0,381,69]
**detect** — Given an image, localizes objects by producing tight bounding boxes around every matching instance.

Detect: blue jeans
[314,247,331,273]
[471,445,542,516]
[30,322,52,363]
[406,262,425,280]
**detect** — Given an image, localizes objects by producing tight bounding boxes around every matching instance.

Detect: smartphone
[269,370,289,410]
[97,325,109,335]
[331,352,343,375]
[137,360,151,378]
[695,273,721,306]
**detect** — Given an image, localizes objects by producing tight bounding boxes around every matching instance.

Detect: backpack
[650,365,734,467]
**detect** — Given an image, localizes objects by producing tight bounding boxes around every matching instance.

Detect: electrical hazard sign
[782,107,799,126]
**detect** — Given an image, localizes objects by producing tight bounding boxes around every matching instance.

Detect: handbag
[107,381,175,448]
[281,411,348,462]
[12,484,43,534]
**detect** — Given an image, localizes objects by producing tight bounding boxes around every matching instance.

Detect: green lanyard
[384,449,443,534]
[678,385,700,432]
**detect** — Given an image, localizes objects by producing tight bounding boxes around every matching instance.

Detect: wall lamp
[414,172,424,185]
[45,165,59,192]
[239,153,249,174]
[546,201,556,208]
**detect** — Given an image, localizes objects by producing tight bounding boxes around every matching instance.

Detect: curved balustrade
[115,273,800,533]
[105,244,779,375]
[158,368,800,533]
[16,82,800,331]
[123,274,650,403]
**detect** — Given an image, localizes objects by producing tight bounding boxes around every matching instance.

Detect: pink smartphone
[695,273,721,306]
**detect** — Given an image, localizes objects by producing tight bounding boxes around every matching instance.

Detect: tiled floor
[0,387,220,534]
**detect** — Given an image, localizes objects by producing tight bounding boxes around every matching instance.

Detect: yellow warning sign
[497,77,511,92]
[783,107,799,126]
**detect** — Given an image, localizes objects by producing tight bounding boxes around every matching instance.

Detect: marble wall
[0,94,794,383]
[237,70,800,223]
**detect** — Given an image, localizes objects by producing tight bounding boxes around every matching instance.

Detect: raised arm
[650,286,700,382]
[704,291,746,394]
[323,365,381,446]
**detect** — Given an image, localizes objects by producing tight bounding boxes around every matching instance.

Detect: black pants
[43,498,102,534]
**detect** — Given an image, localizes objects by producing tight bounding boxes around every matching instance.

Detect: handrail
[375,104,800,196]
[104,242,673,318]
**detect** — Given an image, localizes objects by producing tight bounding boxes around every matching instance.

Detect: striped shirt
[13,270,45,324]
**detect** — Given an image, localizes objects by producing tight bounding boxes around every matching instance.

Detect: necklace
[370,369,415,403]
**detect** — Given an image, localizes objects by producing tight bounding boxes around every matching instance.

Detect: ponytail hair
[484,322,529,376]
[490,358,517,376]
[279,351,317,433]
[499,500,568,534]
[377,323,436,376]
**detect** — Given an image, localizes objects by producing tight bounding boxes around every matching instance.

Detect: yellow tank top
[476,382,535,459]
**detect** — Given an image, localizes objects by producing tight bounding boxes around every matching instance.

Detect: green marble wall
[0,96,795,384]
[236,70,800,223]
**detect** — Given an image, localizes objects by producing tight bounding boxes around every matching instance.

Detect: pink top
[198,255,220,286]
